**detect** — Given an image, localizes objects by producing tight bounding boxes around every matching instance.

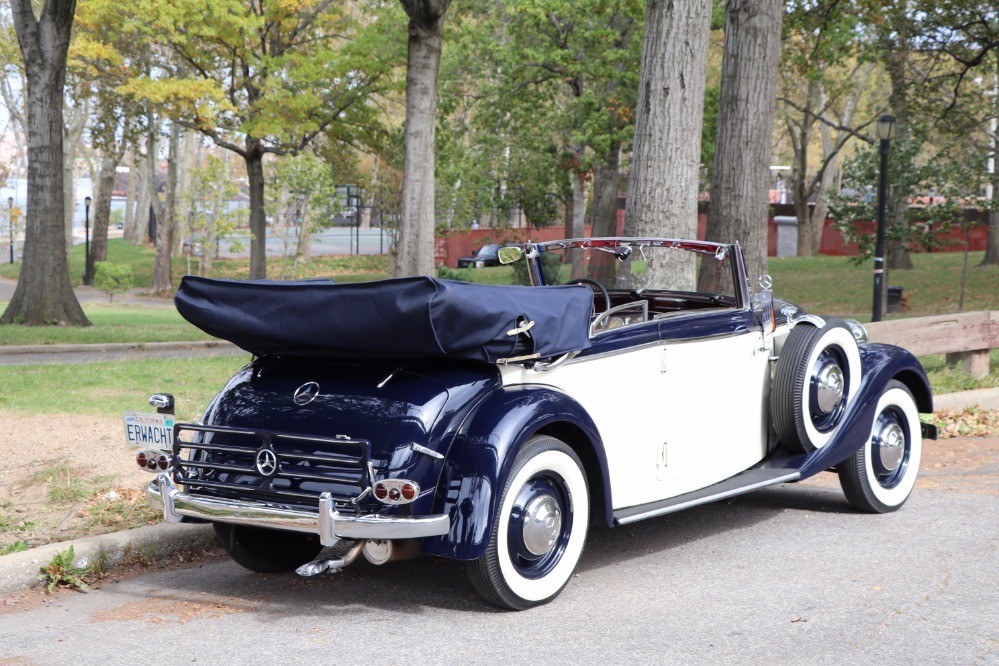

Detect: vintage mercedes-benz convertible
[128,237,935,610]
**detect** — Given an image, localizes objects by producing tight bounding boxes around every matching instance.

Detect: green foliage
[435,0,643,229]
[1,540,27,556]
[700,84,720,183]
[0,305,210,346]
[829,130,993,264]
[509,251,563,286]
[0,356,249,418]
[921,350,999,394]
[30,464,116,504]
[92,261,134,303]
[39,546,91,593]
[183,155,242,275]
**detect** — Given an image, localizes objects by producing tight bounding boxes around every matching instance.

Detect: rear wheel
[838,380,922,513]
[466,435,589,610]
[214,523,323,573]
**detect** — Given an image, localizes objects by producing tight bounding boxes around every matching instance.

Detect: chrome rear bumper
[146,474,450,546]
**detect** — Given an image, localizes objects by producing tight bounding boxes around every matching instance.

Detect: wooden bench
[866,311,999,379]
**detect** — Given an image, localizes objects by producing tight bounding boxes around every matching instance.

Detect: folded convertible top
[174,275,593,363]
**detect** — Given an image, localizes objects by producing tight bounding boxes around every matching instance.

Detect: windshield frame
[527,237,750,310]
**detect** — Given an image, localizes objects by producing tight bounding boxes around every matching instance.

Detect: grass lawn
[0,303,213,345]
[766,251,999,319]
[1,243,997,394]
[0,356,251,419]
[2,240,994,318]
[0,239,391,286]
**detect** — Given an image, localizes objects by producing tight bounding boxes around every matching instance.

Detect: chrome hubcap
[522,495,562,557]
[815,364,845,414]
[876,421,906,471]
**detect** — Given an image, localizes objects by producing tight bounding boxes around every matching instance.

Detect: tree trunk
[981,205,999,266]
[1,0,88,326]
[699,0,782,293]
[131,155,151,245]
[588,142,622,284]
[151,122,179,292]
[980,89,998,265]
[623,0,712,291]
[125,151,137,238]
[397,0,452,278]
[173,130,196,255]
[792,79,820,258]
[63,132,75,255]
[295,197,313,261]
[569,166,587,280]
[61,92,88,257]
[885,46,912,275]
[90,153,117,272]
[245,140,267,279]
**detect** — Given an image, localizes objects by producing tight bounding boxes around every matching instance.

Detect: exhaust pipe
[295,540,364,577]
[362,539,421,566]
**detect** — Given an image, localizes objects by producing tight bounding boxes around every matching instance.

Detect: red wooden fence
[436,212,989,268]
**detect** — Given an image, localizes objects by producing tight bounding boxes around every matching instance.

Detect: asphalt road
[1,478,995,664]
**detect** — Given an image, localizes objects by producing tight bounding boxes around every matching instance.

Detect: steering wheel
[566,277,611,313]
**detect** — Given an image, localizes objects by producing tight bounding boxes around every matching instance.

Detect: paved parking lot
[2,468,996,664]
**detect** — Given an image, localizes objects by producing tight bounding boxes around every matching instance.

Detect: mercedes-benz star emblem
[293,382,320,405]
[255,448,277,476]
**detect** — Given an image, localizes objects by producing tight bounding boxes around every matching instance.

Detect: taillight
[136,450,171,473]
[372,479,420,505]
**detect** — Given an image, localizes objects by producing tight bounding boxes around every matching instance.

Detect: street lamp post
[872,114,895,322]
[7,196,12,264]
[84,195,92,285]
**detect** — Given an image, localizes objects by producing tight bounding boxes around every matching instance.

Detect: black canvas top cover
[174,275,593,363]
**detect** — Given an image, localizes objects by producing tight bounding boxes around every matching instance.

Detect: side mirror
[497,246,523,265]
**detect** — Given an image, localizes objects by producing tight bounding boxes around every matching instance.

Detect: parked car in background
[130,237,934,611]
[456,243,501,268]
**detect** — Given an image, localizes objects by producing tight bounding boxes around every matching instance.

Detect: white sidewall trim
[864,387,922,507]
[496,450,589,603]
[801,325,862,449]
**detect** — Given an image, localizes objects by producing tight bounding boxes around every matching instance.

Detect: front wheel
[466,435,589,610]
[838,380,922,513]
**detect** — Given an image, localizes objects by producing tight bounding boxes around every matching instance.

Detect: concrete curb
[0,523,215,598]
[934,387,999,412]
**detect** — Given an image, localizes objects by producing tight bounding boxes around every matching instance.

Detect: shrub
[39,546,90,593]
[93,262,134,303]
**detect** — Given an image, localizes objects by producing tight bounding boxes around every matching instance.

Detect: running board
[613,468,801,526]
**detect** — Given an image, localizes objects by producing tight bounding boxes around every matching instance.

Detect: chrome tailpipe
[362,539,421,565]
[295,540,365,577]
[296,538,424,577]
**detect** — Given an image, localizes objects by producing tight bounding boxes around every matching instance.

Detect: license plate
[123,411,175,450]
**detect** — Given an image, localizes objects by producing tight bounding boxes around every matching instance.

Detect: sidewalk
[0,339,245,365]
[0,276,173,308]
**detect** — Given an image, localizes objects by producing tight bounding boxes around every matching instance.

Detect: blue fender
[418,384,611,561]
[794,343,932,479]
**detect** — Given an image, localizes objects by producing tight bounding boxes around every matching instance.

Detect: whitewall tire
[838,380,922,513]
[466,435,589,610]
[772,320,862,452]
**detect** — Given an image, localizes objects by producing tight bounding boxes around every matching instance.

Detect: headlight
[843,319,869,344]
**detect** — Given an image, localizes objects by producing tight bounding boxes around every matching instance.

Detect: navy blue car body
[140,237,934,610]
